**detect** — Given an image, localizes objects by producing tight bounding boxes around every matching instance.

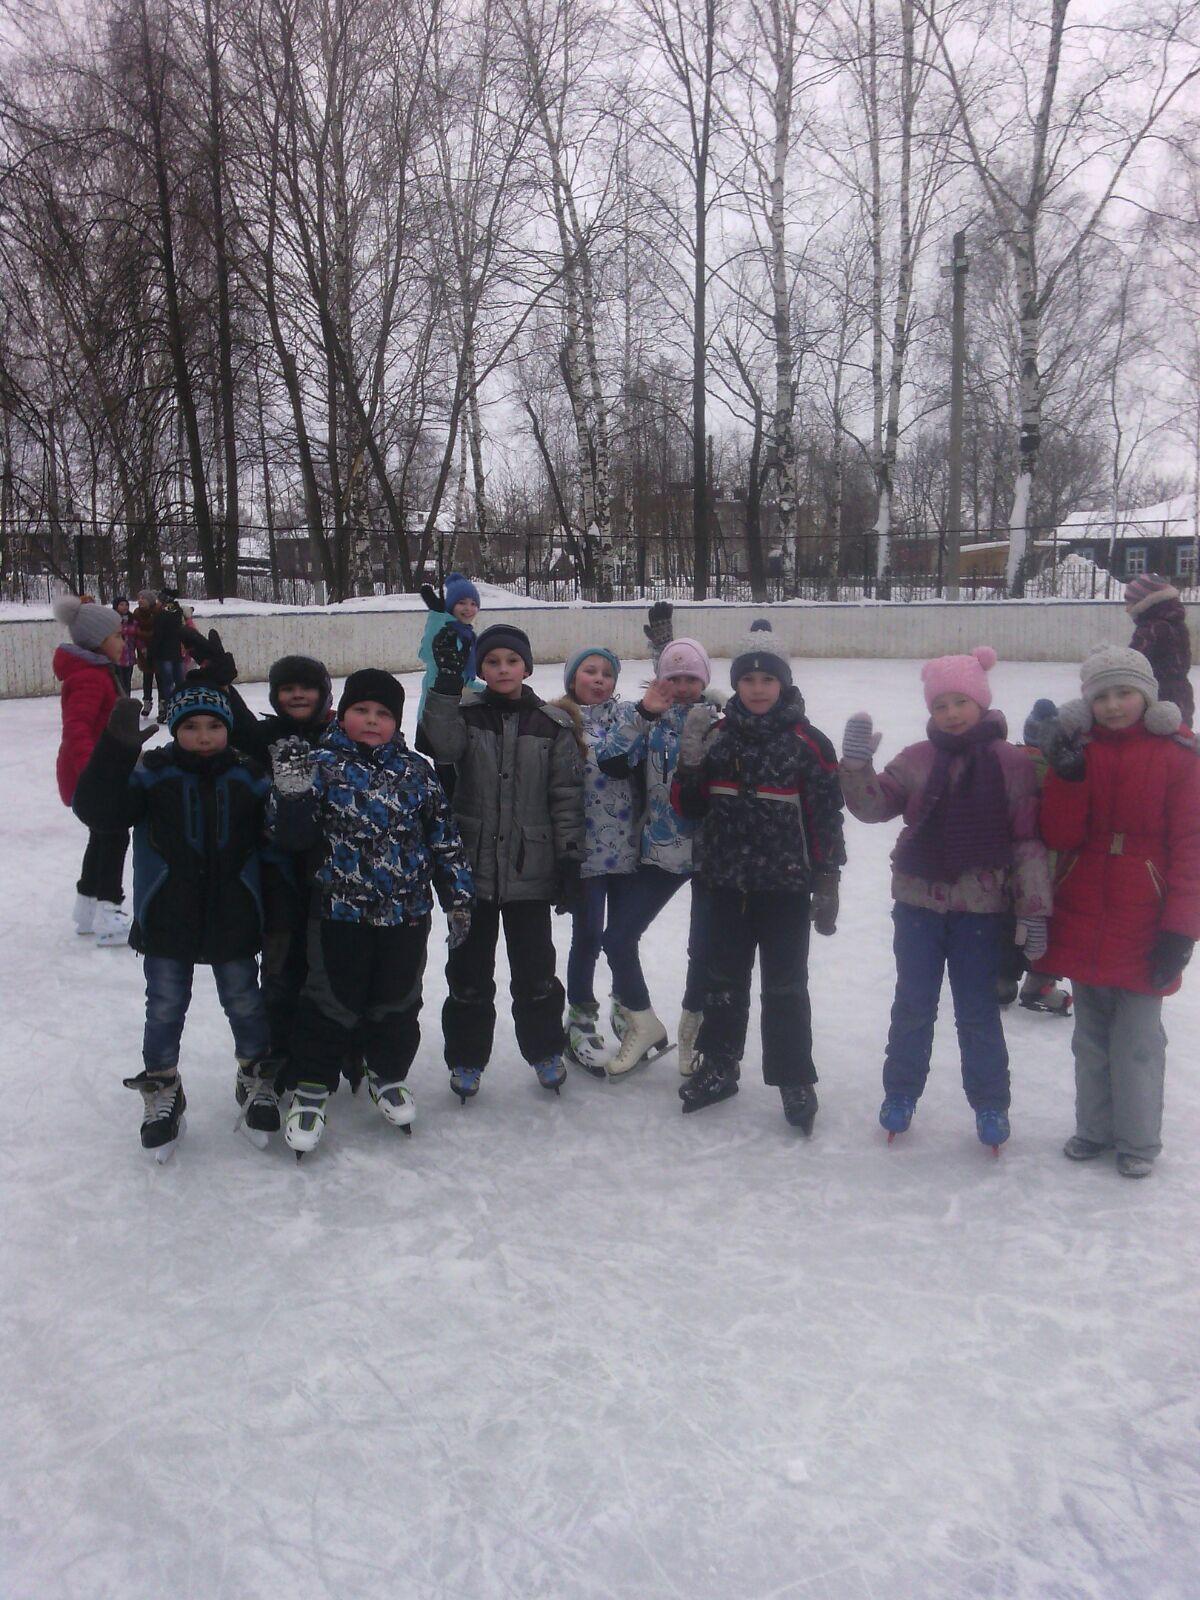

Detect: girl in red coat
[53,595,135,946]
[1037,645,1200,1177]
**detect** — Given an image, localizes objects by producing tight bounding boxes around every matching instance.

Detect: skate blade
[151,1115,185,1163]
[238,1119,270,1151]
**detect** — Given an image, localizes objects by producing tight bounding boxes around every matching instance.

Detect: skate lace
[147,1081,179,1123]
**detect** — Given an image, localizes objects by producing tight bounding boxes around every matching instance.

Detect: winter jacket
[1129,594,1194,724]
[270,726,473,926]
[118,615,139,669]
[149,598,185,665]
[416,609,482,723]
[421,685,584,902]
[1037,712,1200,995]
[595,694,724,876]
[223,684,335,773]
[554,696,642,879]
[53,644,123,806]
[73,732,271,963]
[131,603,157,670]
[673,688,846,893]
[840,711,1052,918]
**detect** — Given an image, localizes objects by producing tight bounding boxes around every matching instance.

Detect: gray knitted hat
[731,620,792,688]
[54,594,121,652]
[1080,645,1157,705]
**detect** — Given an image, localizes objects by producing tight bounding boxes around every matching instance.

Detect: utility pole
[944,230,969,599]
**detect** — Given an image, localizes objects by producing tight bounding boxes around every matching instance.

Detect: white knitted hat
[1079,645,1157,705]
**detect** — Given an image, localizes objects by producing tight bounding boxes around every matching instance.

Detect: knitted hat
[564,646,621,696]
[165,684,234,734]
[1022,698,1058,747]
[731,619,792,689]
[338,668,405,723]
[137,590,156,607]
[920,645,997,710]
[53,594,122,652]
[444,572,481,611]
[658,637,711,686]
[1124,572,1179,616]
[1079,645,1157,706]
[476,623,533,675]
[268,654,333,717]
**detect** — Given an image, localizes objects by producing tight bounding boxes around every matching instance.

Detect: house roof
[1055,492,1197,542]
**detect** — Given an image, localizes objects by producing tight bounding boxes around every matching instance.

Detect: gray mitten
[1038,701,1089,782]
[1016,916,1049,962]
[108,698,157,749]
[270,735,317,796]
[842,712,882,765]
[447,906,472,950]
[644,602,674,653]
[678,702,716,769]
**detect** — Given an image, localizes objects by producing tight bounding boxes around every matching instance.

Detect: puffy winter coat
[554,696,642,879]
[1037,710,1200,994]
[839,711,1052,917]
[73,733,271,963]
[595,694,724,876]
[131,603,157,669]
[1129,594,1194,724]
[674,688,846,893]
[118,615,139,669]
[421,685,585,902]
[150,598,185,666]
[54,644,123,806]
[270,726,473,925]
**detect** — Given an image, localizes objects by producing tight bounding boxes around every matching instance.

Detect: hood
[54,643,113,681]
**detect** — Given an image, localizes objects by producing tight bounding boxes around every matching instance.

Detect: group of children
[53,574,1198,1177]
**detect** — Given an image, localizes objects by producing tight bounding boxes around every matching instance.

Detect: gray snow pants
[1072,983,1167,1162]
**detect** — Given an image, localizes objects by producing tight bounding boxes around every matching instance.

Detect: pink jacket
[840,720,1052,917]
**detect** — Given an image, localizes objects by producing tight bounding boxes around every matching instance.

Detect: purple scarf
[893,715,1012,884]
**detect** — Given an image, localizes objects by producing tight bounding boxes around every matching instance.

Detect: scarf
[893,714,1012,884]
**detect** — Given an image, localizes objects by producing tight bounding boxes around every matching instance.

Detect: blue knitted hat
[444,572,481,611]
[564,646,621,696]
[166,684,234,734]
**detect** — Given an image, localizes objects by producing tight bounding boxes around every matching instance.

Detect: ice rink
[3,654,1198,1600]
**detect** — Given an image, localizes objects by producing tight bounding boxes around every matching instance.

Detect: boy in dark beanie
[420,620,585,1101]
[672,620,845,1127]
[73,684,273,1160]
[269,667,474,1157]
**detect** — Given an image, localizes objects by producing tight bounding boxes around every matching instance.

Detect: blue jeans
[602,865,709,1013]
[567,876,612,1005]
[155,657,187,702]
[143,956,270,1070]
[884,904,1010,1110]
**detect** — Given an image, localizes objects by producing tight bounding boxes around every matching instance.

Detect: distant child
[840,646,1052,1151]
[114,597,138,695]
[554,645,641,1074]
[421,622,585,1101]
[1036,646,1200,1177]
[270,668,474,1156]
[73,685,273,1161]
[1125,573,1194,725]
[673,622,844,1127]
[131,590,158,714]
[52,594,133,948]
[595,617,719,1077]
[416,572,482,796]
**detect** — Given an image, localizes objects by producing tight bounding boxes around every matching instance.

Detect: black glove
[644,601,673,652]
[107,698,157,749]
[200,628,237,686]
[432,621,467,694]
[1038,703,1089,782]
[419,583,444,612]
[555,859,583,916]
[1149,930,1194,989]
[811,872,839,937]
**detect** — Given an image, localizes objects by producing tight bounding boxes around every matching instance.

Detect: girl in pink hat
[839,646,1052,1152]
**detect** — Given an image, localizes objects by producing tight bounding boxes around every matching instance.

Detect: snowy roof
[1054,492,1197,542]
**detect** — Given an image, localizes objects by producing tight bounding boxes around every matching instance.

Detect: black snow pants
[442,899,564,1070]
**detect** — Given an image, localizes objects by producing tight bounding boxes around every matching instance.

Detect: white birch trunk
[767,0,797,593]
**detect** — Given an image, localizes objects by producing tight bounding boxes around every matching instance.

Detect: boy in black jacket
[672,622,845,1127]
[74,685,274,1159]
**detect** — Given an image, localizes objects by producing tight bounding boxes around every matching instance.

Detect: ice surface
[3,658,1198,1600]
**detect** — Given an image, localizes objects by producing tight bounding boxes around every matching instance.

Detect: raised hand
[639,677,675,717]
[419,583,444,612]
[644,601,674,652]
[432,621,467,692]
[841,712,882,766]
[108,697,158,749]
[270,735,317,795]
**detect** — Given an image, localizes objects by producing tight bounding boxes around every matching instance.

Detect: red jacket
[54,645,120,806]
[1037,719,1200,994]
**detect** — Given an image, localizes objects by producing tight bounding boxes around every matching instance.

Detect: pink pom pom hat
[920,645,998,710]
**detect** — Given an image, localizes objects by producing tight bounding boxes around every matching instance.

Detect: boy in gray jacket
[421,622,585,1100]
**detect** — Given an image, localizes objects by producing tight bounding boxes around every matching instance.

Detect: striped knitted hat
[1124,573,1179,615]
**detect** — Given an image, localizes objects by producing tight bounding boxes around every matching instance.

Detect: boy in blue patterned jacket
[269,669,474,1158]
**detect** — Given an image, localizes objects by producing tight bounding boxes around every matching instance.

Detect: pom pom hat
[54,594,122,652]
[1124,573,1178,615]
[1079,645,1158,706]
[731,619,792,689]
[658,637,711,686]
[920,645,997,710]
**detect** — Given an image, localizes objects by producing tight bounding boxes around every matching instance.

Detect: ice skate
[1018,974,1072,1015]
[123,1069,186,1162]
[780,1083,818,1134]
[235,1058,281,1149]
[679,1055,739,1114]
[449,1065,483,1105]
[342,1052,366,1095]
[606,1007,671,1078]
[366,1069,415,1133]
[1116,1153,1153,1179]
[93,902,132,948]
[566,1003,609,1077]
[677,1009,702,1076]
[285,1082,330,1159]
[1063,1134,1111,1161]
[996,974,1019,1007]
[73,893,97,935]
[975,1107,1010,1155]
[609,997,631,1044]
[879,1094,916,1142]
[532,1055,567,1094]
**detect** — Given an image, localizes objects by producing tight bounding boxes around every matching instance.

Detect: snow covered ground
[3,657,1198,1600]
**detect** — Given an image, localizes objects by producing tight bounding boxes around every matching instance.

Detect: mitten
[1015,915,1049,962]
[199,628,237,686]
[431,621,467,694]
[811,871,840,936]
[447,905,472,950]
[554,859,583,916]
[678,702,716,770]
[270,735,317,795]
[107,698,157,749]
[419,583,444,612]
[1038,706,1088,782]
[644,601,673,652]
[1149,930,1194,989]
[842,712,882,765]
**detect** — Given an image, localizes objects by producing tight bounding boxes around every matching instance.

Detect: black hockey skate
[235,1058,281,1149]
[780,1083,818,1135]
[123,1069,186,1162]
[679,1056,739,1114]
